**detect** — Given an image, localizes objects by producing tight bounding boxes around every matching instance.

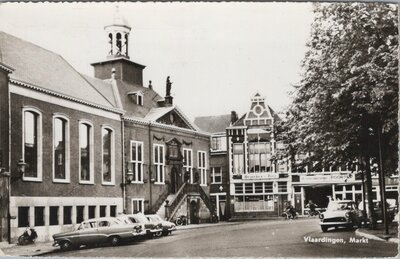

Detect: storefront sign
[299,173,355,183]
[242,172,279,180]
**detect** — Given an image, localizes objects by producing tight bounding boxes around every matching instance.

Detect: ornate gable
[244,93,273,127]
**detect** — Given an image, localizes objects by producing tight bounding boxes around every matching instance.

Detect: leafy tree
[285,3,398,228]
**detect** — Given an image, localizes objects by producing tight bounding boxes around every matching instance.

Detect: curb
[355,229,399,243]
[176,222,242,231]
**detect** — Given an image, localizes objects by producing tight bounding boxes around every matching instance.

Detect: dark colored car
[146,214,176,236]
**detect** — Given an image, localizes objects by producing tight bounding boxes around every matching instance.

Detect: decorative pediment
[157,110,191,129]
[244,93,273,126]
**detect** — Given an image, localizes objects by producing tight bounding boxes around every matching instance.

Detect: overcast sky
[0,2,314,120]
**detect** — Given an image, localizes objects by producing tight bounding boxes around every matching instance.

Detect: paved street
[44,218,397,257]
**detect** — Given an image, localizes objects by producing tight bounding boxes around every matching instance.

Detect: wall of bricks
[10,93,123,198]
[124,120,210,214]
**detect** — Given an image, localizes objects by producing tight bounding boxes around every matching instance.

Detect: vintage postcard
[0,1,398,257]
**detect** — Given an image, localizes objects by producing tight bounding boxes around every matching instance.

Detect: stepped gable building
[227,93,291,218]
[0,31,125,243]
[194,113,235,221]
[89,11,214,223]
[0,9,213,243]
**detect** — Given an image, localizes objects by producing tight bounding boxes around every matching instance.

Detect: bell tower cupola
[91,6,146,86]
[105,6,131,59]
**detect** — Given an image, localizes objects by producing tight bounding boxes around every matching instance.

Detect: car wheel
[321,226,328,232]
[109,236,121,246]
[60,241,73,251]
[154,231,163,237]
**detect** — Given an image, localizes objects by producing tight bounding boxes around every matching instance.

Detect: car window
[128,217,137,223]
[98,221,110,228]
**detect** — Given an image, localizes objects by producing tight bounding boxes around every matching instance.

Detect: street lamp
[16,159,27,179]
[126,169,134,184]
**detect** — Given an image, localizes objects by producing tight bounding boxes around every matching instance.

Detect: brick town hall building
[0,11,214,243]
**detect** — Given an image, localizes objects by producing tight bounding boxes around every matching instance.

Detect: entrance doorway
[190,200,199,224]
[210,193,227,221]
[170,166,182,194]
[304,186,332,209]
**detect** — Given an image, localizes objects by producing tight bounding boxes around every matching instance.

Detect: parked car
[53,217,145,250]
[319,200,364,232]
[359,200,396,223]
[146,214,176,236]
[117,213,162,238]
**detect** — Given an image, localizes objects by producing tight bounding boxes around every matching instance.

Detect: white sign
[299,173,355,183]
[242,172,279,180]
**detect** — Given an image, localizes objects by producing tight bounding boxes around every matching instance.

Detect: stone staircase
[156,194,176,219]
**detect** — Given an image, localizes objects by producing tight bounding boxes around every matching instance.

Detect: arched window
[102,126,115,185]
[116,33,122,54]
[22,108,42,181]
[79,121,94,184]
[53,115,70,182]
[108,33,113,55]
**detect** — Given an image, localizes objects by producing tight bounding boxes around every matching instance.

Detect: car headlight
[345,212,350,218]
[319,213,324,219]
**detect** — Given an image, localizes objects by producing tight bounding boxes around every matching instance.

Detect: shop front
[292,171,362,215]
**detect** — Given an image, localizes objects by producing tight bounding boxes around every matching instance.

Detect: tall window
[212,167,222,184]
[249,143,272,173]
[198,151,207,186]
[79,122,93,183]
[154,144,164,183]
[211,136,227,151]
[183,149,193,183]
[23,109,42,180]
[53,116,69,182]
[102,127,114,184]
[132,199,144,214]
[233,144,244,175]
[130,141,143,183]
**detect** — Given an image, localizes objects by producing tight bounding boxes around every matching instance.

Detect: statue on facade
[166,76,172,96]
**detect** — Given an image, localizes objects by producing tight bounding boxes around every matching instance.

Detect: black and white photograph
[0,1,398,257]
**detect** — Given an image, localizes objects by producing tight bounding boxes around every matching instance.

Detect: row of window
[130,141,208,185]
[232,143,288,174]
[23,108,115,184]
[17,205,118,228]
[235,182,288,194]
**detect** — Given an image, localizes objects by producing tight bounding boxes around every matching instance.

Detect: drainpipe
[121,117,126,213]
[7,74,12,243]
[148,123,153,212]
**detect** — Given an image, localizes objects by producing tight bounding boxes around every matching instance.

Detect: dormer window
[127,91,144,106]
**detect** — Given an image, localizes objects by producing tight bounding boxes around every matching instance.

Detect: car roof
[83,217,119,222]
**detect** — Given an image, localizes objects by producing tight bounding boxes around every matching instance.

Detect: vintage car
[146,214,177,236]
[319,200,364,232]
[359,200,396,223]
[117,213,162,237]
[53,217,145,250]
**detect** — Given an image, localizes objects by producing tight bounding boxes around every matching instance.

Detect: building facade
[0,10,214,243]
[194,113,235,221]
[227,93,291,218]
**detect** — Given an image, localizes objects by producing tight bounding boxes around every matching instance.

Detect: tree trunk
[364,156,376,229]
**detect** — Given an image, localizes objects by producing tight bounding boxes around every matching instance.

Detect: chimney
[231,111,238,124]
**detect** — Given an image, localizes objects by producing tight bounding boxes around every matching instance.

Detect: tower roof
[106,6,130,29]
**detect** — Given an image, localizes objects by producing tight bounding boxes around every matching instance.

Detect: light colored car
[53,217,145,250]
[118,213,162,238]
[319,200,363,232]
[146,214,176,236]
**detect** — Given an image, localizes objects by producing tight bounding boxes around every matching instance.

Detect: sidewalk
[355,223,399,244]
[0,241,56,257]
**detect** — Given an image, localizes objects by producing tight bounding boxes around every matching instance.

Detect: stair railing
[165,182,187,220]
